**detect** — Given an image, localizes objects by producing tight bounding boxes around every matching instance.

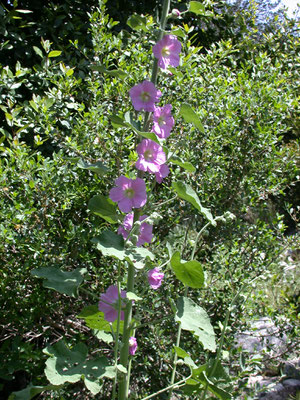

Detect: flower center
[140,91,151,102]
[158,115,166,126]
[161,46,170,57]
[144,149,153,161]
[124,188,135,199]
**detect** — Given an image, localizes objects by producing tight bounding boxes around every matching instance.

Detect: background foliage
[0,0,299,398]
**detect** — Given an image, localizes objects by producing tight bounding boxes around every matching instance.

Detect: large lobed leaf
[170,251,204,288]
[43,340,112,394]
[176,296,216,351]
[31,267,86,297]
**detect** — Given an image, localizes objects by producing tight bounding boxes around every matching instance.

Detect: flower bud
[171,9,181,17]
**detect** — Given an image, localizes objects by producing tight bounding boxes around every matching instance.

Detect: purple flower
[148,267,164,289]
[109,176,147,213]
[129,80,162,112]
[155,164,170,184]
[152,35,181,70]
[152,104,174,139]
[98,285,127,322]
[136,139,166,174]
[129,337,137,355]
[118,213,153,247]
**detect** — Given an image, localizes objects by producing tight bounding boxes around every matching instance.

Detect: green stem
[168,286,188,399]
[112,263,122,400]
[118,263,135,400]
[142,375,192,400]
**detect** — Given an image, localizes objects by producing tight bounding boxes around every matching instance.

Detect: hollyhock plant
[98,285,127,322]
[152,35,181,70]
[136,139,166,174]
[129,80,162,112]
[118,213,153,247]
[129,337,137,355]
[148,267,164,289]
[152,104,174,139]
[155,163,170,184]
[109,175,147,213]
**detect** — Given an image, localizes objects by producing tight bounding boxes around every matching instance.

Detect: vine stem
[141,375,192,400]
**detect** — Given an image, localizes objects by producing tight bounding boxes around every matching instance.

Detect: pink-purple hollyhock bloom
[129,337,137,355]
[152,35,181,70]
[98,285,127,322]
[109,176,147,213]
[148,267,164,289]
[136,139,166,174]
[152,104,175,139]
[155,164,170,184]
[118,213,153,247]
[129,80,162,112]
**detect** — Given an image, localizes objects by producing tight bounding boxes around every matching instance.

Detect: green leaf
[170,251,204,288]
[172,181,215,225]
[110,115,128,128]
[179,103,204,132]
[8,384,61,400]
[92,232,154,268]
[126,292,142,301]
[171,27,186,39]
[33,46,43,58]
[92,230,125,260]
[190,361,232,400]
[136,130,161,145]
[176,297,216,351]
[116,364,127,374]
[169,156,196,172]
[88,195,118,224]
[189,2,205,15]
[91,65,126,79]
[124,246,155,270]
[48,50,62,58]
[127,14,148,32]
[78,159,108,175]
[94,330,113,343]
[174,346,190,359]
[31,267,86,297]
[15,9,33,13]
[43,340,110,394]
[77,305,124,333]
[124,112,160,144]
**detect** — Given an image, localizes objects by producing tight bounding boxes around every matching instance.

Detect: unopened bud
[171,8,181,17]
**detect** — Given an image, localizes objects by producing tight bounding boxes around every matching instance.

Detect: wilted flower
[109,175,147,213]
[152,104,174,139]
[152,35,181,70]
[136,139,166,174]
[129,337,137,355]
[118,213,153,247]
[155,164,170,184]
[98,285,127,322]
[148,267,164,289]
[129,80,162,112]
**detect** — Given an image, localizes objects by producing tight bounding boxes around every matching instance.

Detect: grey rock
[282,378,300,388]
